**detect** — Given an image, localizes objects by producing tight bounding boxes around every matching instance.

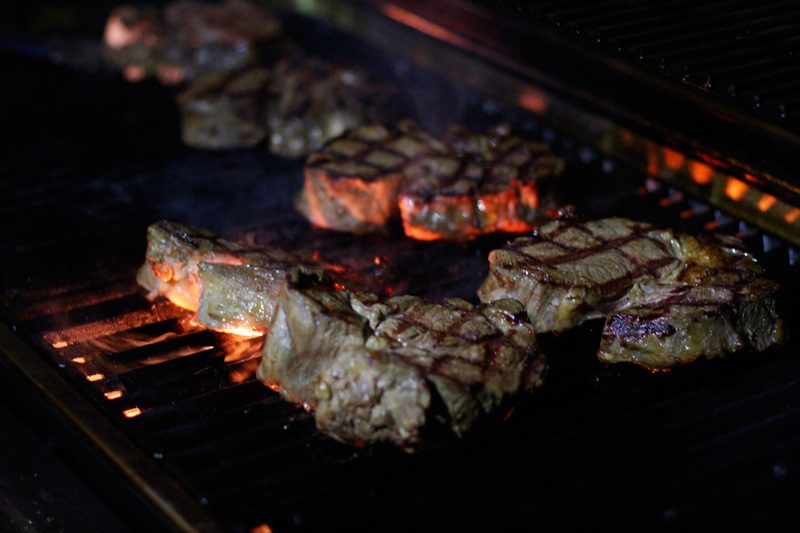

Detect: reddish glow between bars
[251,525,273,533]
[86,373,105,382]
[757,194,777,213]
[52,340,69,349]
[518,88,547,114]
[689,161,713,185]
[786,208,800,224]
[123,407,142,418]
[724,178,748,201]
[71,356,87,364]
[380,4,472,49]
[662,148,685,170]
[104,390,123,400]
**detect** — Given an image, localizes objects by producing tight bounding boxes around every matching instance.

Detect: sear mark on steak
[399,123,564,241]
[479,217,783,368]
[258,269,546,451]
[297,120,443,234]
[137,220,315,334]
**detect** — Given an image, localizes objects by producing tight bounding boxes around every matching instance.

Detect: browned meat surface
[479,217,783,368]
[400,124,564,240]
[598,234,783,368]
[177,67,269,149]
[297,121,442,233]
[259,270,546,451]
[265,57,396,158]
[137,221,311,335]
[103,0,279,85]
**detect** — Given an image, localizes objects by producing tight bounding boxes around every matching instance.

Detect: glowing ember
[251,524,273,533]
[786,208,800,224]
[648,368,671,374]
[104,390,124,400]
[704,220,720,231]
[51,340,69,349]
[123,407,142,418]
[690,161,713,185]
[86,373,105,382]
[71,357,87,364]
[724,178,748,201]
[662,147,685,170]
[333,282,347,292]
[757,194,777,213]
[217,326,264,338]
[373,256,382,266]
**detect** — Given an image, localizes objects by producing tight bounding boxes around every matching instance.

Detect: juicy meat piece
[265,57,396,158]
[103,0,279,85]
[399,124,564,240]
[479,218,680,333]
[137,220,309,334]
[177,67,269,149]
[258,270,546,450]
[479,217,783,368]
[598,234,783,368]
[297,121,442,233]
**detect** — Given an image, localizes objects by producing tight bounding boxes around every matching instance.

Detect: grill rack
[1,2,800,530]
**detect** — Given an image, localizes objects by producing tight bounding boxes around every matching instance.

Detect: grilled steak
[104,0,279,85]
[137,221,310,334]
[399,124,564,240]
[479,217,782,367]
[598,234,783,367]
[177,67,269,149]
[479,218,680,333]
[265,57,395,158]
[297,121,442,233]
[258,270,546,450]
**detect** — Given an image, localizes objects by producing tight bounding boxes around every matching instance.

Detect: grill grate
[2,6,800,530]
[522,0,800,123]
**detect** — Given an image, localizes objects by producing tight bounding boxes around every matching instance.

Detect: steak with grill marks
[266,57,397,158]
[177,67,269,149]
[399,124,564,240]
[297,121,442,233]
[598,234,783,367]
[478,217,783,368]
[258,270,546,451]
[137,221,314,334]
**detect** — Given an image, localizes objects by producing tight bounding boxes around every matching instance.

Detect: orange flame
[689,161,713,185]
[662,148,685,170]
[123,407,142,418]
[86,373,105,382]
[724,178,748,201]
[71,356,87,364]
[104,390,123,400]
[52,340,69,349]
[757,194,777,213]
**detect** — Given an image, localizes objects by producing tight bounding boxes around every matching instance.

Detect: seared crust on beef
[297,121,442,233]
[258,270,546,450]
[137,220,311,333]
[479,218,783,368]
[478,218,680,333]
[598,234,783,367]
[399,124,564,240]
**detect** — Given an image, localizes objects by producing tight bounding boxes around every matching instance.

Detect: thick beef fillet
[258,270,546,450]
[297,121,441,233]
[104,0,279,84]
[400,124,564,240]
[177,67,269,149]
[479,218,783,367]
[265,57,395,158]
[479,218,680,332]
[137,221,310,334]
[598,234,783,367]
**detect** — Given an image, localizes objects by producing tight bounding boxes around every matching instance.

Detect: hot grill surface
[2,13,800,531]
